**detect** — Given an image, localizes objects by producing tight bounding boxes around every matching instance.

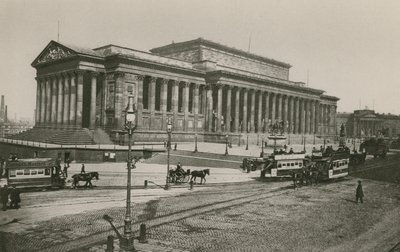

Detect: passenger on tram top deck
[288,148,294,154]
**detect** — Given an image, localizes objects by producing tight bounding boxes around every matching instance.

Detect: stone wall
[201,47,289,80]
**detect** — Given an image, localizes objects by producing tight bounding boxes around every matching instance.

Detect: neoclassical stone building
[31,38,338,144]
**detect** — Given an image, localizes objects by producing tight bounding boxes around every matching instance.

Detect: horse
[190,169,210,184]
[71,172,99,189]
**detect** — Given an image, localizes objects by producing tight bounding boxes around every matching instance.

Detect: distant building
[337,109,400,138]
[0,95,33,138]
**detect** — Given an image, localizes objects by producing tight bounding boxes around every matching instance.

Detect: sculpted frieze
[37,45,74,64]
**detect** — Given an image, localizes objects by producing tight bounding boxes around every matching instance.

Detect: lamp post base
[119,235,135,251]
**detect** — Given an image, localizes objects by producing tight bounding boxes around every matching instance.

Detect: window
[16,170,23,176]
[278,163,282,168]
[24,169,30,175]
[291,163,294,166]
[282,163,286,167]
[45,168,50,176]
[31,170,37,175]
[9,170,16,177]
[295,162,298,165]
[38,170,44,175]
[299,163,302,167]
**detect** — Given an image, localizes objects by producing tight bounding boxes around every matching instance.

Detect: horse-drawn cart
[168,169,191,184]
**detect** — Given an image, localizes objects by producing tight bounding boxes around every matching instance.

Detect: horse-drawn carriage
[168,165,210,184]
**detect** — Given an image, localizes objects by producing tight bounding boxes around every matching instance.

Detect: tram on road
[4,158,66,189]
[312,151,350,180]
[260,153,306,178]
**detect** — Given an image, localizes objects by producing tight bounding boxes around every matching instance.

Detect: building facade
[31,38,338,143]
[337,109,400,138]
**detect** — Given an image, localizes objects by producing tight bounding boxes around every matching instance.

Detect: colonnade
[134,74,336,135]
[35,70,98,129]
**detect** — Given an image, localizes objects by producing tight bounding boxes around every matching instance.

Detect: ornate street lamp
[165,117,172,190]
[225,134,229,155]
[260,135,264,157]
[122,94,136,251]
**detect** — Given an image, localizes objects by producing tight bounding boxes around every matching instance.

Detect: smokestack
[0,95,4,119]
[4,105,7,123]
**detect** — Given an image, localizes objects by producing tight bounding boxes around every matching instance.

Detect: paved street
[0,146,399,252]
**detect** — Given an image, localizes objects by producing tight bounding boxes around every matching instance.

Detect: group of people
[0,184,21,211]
[291,165,321,189]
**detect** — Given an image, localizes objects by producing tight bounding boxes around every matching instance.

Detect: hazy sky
[1,0,400,120]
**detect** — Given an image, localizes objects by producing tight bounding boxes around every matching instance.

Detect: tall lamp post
[260,135,264,157]
[246,135,249,150]
[165,117,172,190]
[225,134,229,155]
[122,95,136,251]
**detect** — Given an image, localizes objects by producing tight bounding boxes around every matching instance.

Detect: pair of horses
[71,172,99,189]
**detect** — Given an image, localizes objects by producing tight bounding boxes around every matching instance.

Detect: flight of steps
[9,128,96,145]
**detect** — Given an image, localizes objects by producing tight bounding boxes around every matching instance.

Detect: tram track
[39,185,290,252]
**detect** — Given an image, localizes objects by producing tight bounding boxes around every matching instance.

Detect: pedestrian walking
[356,180,364,203]
[9,186,21,209]
[65,158,70,168]
[291,171,297,190]
[63,163,69,177]
[0,185,9,211]
[174,143,177,151]
[81,164,86,174]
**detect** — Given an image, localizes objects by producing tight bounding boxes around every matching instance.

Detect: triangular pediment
[32,41,77,66]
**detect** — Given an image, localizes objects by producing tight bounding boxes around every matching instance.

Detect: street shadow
[342,197,357,204]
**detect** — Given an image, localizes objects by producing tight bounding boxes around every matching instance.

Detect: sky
[1,0,400,121]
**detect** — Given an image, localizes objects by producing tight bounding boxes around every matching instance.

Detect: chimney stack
[4,105,7,123]
[0,95,4,119]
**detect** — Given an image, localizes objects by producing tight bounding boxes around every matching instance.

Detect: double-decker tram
[312,150,350,180]
[5,158,66,189]
[260,153,306,178]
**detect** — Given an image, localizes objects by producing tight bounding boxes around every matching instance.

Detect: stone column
[283,95,288,132]
[264,92,270,130]
[193,83,199,132]
[51,77,57,126]
[311,100,315,134]
[234,87,240,132]
[226,86,232,133]
[277,94,282,120]
[75,70,84,128]
[56,74,63,126]
[160,79,168,130]
[183,81,190,131]
[250,90,255,133]
[40,78,46,125]
[295,97,300,134]
[216,83,223,132]
[201,85,207,115]
[69,72,76,126]
[63,73,70,126]
[332,105,337,136]
[304,100,310,134]
[257,91,262,133]
[327,105,331,135]
[136,75,145,128]
[149,77,156,129]
[315,101,320,135]
[35,77,41,125]
[89,72,98,129]
[206,84,213,131]
[45,77,52,125]
[172,80,179,130]
[271,93,276,125]
[242,88,248,132]
[289,96,294,134]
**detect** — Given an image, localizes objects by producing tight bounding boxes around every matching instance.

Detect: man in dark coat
[0,185,9,211]
[81,164,86,174]
[356,180,364,203]
[9,186,21,209]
